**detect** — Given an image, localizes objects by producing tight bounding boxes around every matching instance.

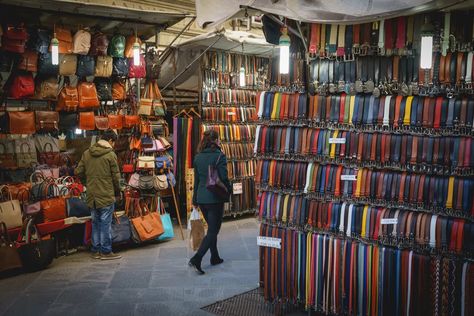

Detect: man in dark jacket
[75,130,122,260]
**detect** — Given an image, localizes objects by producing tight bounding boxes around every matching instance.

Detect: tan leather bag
[94,56,113,77]
[57,86,78,111]
[124,35,142,58]
[72,29,91,55]
[59,54,77,76]
[78,82,99,109]
[0,192,22,229]
[38,78,59,100]
[18,50,38,72]
[112,81,126,100]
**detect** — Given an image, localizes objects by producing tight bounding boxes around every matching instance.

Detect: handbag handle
[43,142,54,153]
[20,141,31,154]
[30,170,45,184]
[0,142,7,154]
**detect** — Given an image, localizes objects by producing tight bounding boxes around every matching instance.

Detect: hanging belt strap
[466,52,473,83]
[442,13,451,56]
[396,16,407,50]
[337,25,346,56]
[310,24,321,55]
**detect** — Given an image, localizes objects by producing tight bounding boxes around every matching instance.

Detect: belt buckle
[359,44,369,56]
[411,83,420,95]
[377,47,386,56]
[365,80,375,93]
[337,80,346,92]
[352,45,361,55]
[400,83,409,96]
[355,80,364,93]
[344,54,355,62]
[391,82,399,94]
[328,83,337,94]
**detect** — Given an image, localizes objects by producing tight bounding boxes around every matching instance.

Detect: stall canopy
[158,29,275,91]
[196,0,466,28]
[0,0,188,39]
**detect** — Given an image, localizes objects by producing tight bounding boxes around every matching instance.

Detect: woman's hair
[199,130,220,152]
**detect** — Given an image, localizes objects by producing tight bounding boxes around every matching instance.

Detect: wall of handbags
[257,11,474,315]
[201,51,271,217]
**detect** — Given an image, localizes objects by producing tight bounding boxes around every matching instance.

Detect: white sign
[341,175,357,181]
[329,138,346,144]
[257,236,281,249]
[380,218,398,225]
[233,182,243,194]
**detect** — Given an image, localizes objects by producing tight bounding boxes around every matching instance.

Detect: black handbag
[111,214,131,244]
[95,79,112,101]
[145,49,160,79]
[37,53,59,76]
[112,57,129,77]
[66,197,90,217]
[17,219,56,272]
[28,29,51,54]
[206,152,230,200]
[59,113,77,130]
[76,55,95,77]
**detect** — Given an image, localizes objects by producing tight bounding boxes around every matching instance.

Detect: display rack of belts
[201,51,270,217]
[256,12,474,316]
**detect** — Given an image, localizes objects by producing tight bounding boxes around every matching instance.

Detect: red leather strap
[309,24,321,54]
[434,96,443,129]
[339,94,346,124]
[396,16,407,49]
[456,52,464,84]
[385,19,394,50]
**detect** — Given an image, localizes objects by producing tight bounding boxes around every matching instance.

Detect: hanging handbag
[59,113,77,130]
[89,32,109,56]
[76,55,95,77]
[37,53,59,76]
[95,115,109,130]
[17,219,55,271]
[59,54,77,76]
[18,50,38,72]
[144,139,164,153]
[130,200,163,242]
[9,73,35,99]
[145,48,161,79]
[153,174,168,190]
[128,55,146,78]
[35,111,59,132]
[140,135,154,148]
[128,173,140,188]
[154,198,174,241]
[138,99,153,116]
[124,35,142,58]
[72,29,91,55]
[38,142,61,166]
[157,136,171,149]
[138,175,155,191]
[155,155,173,170]
[29,29,51,54]
[15,138,37,168]
[38,78,59,100]
[109,34,126,57]
[95,79,112,101]
[9,111,36,134]
[112,81,126,100]
[0,222,23,272]
[2,24,28,53]
[206,152,229,199]
[124,115,140,128]
[56,85,79,111]
[78,82,100,109]
[52,27,73,54]
[122,152,135,173]
[129,137,141,151]
[137,156,155,169]
[112,212,131,244]
[78,112,95,130]
[108,114,123,130]
[34,134,60,153]
[0,141,17,170]
[66,196,90,217]
[0,189,23,229]
[112,57,129,77]
[94,55,113,77]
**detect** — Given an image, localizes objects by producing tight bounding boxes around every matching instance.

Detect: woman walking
[189,130,232,274]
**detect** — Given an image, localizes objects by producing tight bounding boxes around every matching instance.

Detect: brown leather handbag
[57,86,78,111]
[78,112,95,130]
[89,32,109,56]
[35,111,59,131]
[38,142,61,166]
[112,81,126,100]
[59,54,77,76]
[124,115,140,128]
[9,111,36,134]
[0,141,17,170]
[53,27,73,54]
[108,114,123,130]
[130,200,163,242]
[94,56,113,77]
[18,50,38,72]
[40,196,66,222]
[94,116,109,130]
[124,35,142,58]
[38,78,59,100]
[78,82,99,109]
[0,222,23,273]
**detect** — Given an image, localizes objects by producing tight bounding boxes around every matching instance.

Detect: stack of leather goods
[220,143,254,160]
[202,106,257,122]
[226,160,256,180]
[256,11,474,315]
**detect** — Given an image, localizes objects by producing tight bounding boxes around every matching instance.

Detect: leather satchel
[0,141,17,170]
[0,193,23,229]
[14,138,37,168]
[76,55,95,77]
[35,111,59,131]
[9,111,36,134]
[38,142,61,166]
[130,201,163,242]
[206,153,229,199]
[138,175,155,191]
[18,50,38,72]
[112,214,131,244]
[2,25,28,53]
[41,196,66,222]
[145,49,161,79]
[108,114,123,130]
[9,74,35,99]
[128,55,146,78]
[72,29,91,55]
[66,197,90,217]
[57,86,79,111]
[59,54,77,76]
[79,112,95,130]
[112,57,129,76]
[138,99,153,116]
[123,115,140,128]
[17,219,55,271]
[95,56,113,77]
[53,27,73,54]
[89,32,109,56]
[153,174,168,190]
[125,35,142,58]
[95,116,109,130]
[0,222,22,272]
[112,81,126,100]
[137,156,155,169]
[37,53,59,76]
[109,34,126,58]
[78,82,99,109]
[38,78,59,100]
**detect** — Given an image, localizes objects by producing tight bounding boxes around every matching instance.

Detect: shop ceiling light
[420,16,434,70]
[133,41,140,66]
[51,34,59,65]
[279,26,290,75]
[239,66,246,87]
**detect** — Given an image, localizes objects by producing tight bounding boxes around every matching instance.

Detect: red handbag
[9,74,35,99]
[9,111,36,134]
[78,112,95,131]
[2,25,28,53]
[123,115,140,128]
[40,197,66,222]
[108,114,123,130]
[128,55,146,78]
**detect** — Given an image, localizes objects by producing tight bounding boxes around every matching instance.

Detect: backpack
[108,34,126,58]
[72,29,91,55]
[89,32,109,56]
[28,29,51,54]
[37,53,59,76]
[112,57,129,77]
[76,55,95,77]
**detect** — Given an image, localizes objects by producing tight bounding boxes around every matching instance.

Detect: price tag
[381,218,398,225]
[257,236,281,249]
[341,175,357,181]
[329,138,346,144]
[228,112,236,116]
[233,182,243,194]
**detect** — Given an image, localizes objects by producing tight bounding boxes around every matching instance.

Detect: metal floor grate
[201,288,305,316]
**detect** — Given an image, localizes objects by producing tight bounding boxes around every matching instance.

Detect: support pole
[170,183,185,240]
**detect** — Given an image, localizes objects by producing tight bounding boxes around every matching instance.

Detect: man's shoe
[210,257,224,266]
[100,252,122,260]
[188,257,205,275]
[90,252,101,259]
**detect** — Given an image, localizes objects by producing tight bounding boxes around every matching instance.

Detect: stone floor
[0,217,260,316]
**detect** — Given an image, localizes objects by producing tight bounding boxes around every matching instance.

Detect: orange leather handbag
[112,81,126,100]
[40,197,66,222]
[9,111,36,134]
[52,27,73,54]
[56,86,79,111]
[130,200,163,242]
[124,35,142,58]
[78,82,99,109]
[94,116,109,130]
[108,114,123,130]
[123,115,139,128]
[78,112,95,130]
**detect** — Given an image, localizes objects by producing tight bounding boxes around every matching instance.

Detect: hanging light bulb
[51,34,59,65]
[133,27,140,66]
[239,66,246,87]
[279,26,290,75]
[420,16,434,69]
[75,128,82,135]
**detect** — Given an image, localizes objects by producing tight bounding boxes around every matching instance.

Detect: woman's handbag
[15,138,38,168]
[57,85,79,111]
[0,188,23,229]
[206,152,229,200]
[94,55,113,77]
[9,73,35,99]
[9,111,36,134]
[35,110,59,132]
[130,200,163,242]
[137,156,155,169]
[111,213,131,244]
[66,196,89,217]
[153,174,168,191]
[78,82,100,109]
[123,115,140,128]
[112,57,129,77]
[76,55,95,77]
[138,175,154,191]
[17,219,55,271]
[108,114,123,130]
[38,78,59,100]
[94,115,109,131]
[79,112,95,130]
[155,155,173,170]
[0,141,17,170]
[0,222,23,272]
[128,173,140,188]
[154,198,173,241]
[59,54,77,76]
[128,55,146,78]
